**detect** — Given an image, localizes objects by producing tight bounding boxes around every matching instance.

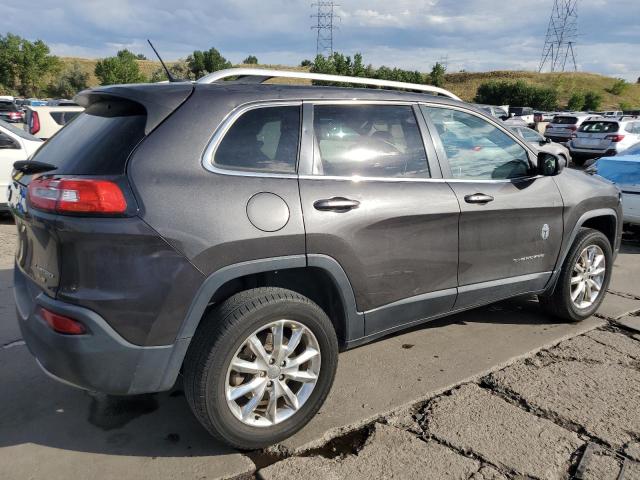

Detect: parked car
[475,104,509,119]
[588,143,640,225]
[24,105,84,140]
[0,100,24,123]
[9,68,622,450]
[0,119,42,212]
[602,111,623,118]
[544,113,592,144]
[46,99,80,107]
[569,117,640,164]
[502,116,530,129]
[509,106,535,127]
[22,99,47,107]
[534,111,557,123]
[511,126,571,164]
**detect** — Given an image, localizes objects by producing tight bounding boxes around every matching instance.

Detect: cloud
[0,0,638,80]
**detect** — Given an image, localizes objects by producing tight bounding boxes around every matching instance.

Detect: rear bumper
[569,146,617,158]
[14,266,189,395]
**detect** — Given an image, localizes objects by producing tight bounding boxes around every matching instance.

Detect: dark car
[0,100,23,123]
[9,69,622,450]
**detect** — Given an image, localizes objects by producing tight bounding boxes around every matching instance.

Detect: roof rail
[196,68,461,101]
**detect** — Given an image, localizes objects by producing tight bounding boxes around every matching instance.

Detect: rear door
[421,104,564,308]
[298,101,460,337]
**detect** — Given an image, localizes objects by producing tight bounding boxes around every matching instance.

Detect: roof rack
[196,68,461,101]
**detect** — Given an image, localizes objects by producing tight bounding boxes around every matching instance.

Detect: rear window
[552,116,578,125]
[50,111,82,126]
[28,100,146,175]
[0,102,17,112]
[579,121,619,133]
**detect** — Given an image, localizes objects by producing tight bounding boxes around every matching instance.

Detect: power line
[311,2,340,57]
[538,0,578,72]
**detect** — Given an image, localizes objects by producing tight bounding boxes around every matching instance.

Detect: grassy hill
[61,57,640,109]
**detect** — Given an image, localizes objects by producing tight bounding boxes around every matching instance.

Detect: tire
[183,287,339,450]
[572,156,585,167]
[540,228,612,322]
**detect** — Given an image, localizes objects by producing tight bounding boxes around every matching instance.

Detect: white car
[24,105,84,140]
[569,117,640,165]
[0,119,42,211]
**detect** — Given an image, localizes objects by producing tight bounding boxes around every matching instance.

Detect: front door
[421,105,564,309]
[298,102,460,338]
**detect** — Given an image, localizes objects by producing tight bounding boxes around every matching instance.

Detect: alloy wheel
[570,244,606,309]
[225,319,321,427]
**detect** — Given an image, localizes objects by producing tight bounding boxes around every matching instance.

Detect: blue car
[591,143,640,225]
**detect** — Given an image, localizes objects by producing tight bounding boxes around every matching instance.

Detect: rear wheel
[540,228,612,322]
[183,287,338,450]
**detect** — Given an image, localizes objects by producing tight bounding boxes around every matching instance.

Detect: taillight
[8,111,21,120]
[30,111,40,134]
[40,307,86,335]
[27,178,127,214]
[605,134,625,142]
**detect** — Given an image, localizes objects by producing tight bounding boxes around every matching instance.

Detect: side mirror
[545,137,552,144]
[500,115,509,121]
[538,152,564,176]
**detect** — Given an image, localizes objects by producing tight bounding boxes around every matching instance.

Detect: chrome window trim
[201,100,303,179]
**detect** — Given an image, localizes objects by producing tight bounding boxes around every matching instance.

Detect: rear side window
[311,104,430,178]
[214,105,301,174]
[579,121,619,133]
[50,111,81,126]
[29,100,146,175]
[552,116,578,125]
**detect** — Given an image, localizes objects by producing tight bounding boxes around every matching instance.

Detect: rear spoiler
[74,83,194,135]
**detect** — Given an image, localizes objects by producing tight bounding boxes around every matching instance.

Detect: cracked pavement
[2,218,640,480]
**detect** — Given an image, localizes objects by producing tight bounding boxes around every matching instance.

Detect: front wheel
[540,228,612,322]
[183,287,338,450]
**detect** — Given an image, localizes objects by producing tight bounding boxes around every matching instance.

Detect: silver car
[569,117,640,164]
[544,113,592,144]
[511,126,571,165]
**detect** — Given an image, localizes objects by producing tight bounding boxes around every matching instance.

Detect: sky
[2,0,639,80]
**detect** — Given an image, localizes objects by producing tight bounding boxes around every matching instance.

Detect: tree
[566,91,585,111]
[136,53,147,60]
[300,59,312,67]
[429,62,446,87]
[149,59,193,82]
[475,80,558,110]
[0,33,60,96]
[583,91,603,111]
[606,78,629,96]
[49,61,89,98]
[242,55,258,65]
[187,47,231,79]
[95,49,146,85]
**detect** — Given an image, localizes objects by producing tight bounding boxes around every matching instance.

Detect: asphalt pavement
[1,217,640,479]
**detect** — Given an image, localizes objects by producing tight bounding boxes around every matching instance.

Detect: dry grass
[60,57,639,109]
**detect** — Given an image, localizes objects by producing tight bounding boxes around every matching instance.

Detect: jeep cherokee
[9,68,622,449]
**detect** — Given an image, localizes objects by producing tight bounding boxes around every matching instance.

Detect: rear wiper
[13,160,57,175]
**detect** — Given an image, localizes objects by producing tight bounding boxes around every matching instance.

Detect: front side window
[214,105,301,174]
[312,104,430,178]
[424,106,531,180]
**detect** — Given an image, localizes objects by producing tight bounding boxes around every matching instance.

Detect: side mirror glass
[537,152,563,176]
[545,137,552,144]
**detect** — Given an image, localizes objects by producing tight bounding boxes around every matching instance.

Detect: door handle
[464,193,494,204]
[313,197,360,212]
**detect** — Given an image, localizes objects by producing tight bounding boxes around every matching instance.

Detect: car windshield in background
[0,119,42,142]
[597,158,640,185]
[552,116,578,125]
[579,121,619,133]
[0,102,18,112]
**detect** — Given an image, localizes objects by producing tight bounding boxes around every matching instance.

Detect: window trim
[299,100,440,181]
[419,103,540,183]
[202,100,302,179]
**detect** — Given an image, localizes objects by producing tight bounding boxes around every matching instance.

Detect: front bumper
[14,266,189,395]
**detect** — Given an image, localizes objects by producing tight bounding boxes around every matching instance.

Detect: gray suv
[8,68,622,450]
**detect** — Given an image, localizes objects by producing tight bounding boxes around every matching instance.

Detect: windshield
[0,119,41,142]
[579,121,619,133]
[597,158,640,185]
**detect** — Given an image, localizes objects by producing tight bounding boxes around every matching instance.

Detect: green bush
[583,91,603,111]
[474,80,558,110]
[95,50,146,85]
[606,78,629,96]
[567,91,585,110]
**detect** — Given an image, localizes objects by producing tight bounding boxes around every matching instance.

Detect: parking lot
[1,215,640,479]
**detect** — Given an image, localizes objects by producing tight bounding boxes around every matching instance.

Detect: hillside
[61,57,640,109]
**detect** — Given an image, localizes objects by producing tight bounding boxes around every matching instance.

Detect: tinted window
[518,128,543,142]
[28,100,146,175]
[0,119,41,142]
[552,116,578,125]
[214,106,300,174]
[312,104,429,178]
[0,102,17,112]
[49,111,81,126]
[425,106,530,180]
[579,121,619,133]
